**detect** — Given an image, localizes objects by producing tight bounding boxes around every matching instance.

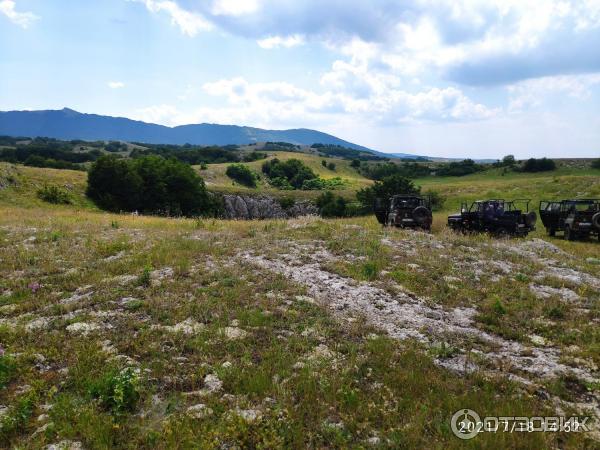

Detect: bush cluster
[225,163,258,187]
[521,157,556,172]
[86,155,217,216]
[262,158,318,190]
[316,191,348,217]
[36,185,72,204]
[356,174,420,213]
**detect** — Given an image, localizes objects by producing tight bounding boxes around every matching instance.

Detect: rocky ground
[0,208,599,448]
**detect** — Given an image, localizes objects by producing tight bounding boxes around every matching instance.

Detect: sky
[1,0,600,158]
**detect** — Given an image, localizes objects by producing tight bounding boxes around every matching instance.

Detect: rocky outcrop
[222,195,318,220]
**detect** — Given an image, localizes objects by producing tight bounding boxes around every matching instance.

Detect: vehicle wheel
[495,227,508,238]
[547,228,555,237]
[565,226,576,241]
[592,212,600,229]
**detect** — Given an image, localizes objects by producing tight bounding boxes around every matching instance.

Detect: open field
[1,162,600,448]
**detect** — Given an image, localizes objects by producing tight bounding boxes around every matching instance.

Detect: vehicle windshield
[392,197,421,209]
[565,201,599,212]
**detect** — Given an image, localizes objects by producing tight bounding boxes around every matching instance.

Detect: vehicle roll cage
[460,199,531,214]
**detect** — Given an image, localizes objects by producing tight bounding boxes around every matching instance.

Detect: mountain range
[0,108,423,159]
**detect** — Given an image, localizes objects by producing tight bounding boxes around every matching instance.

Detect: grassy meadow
[0,160,599,448]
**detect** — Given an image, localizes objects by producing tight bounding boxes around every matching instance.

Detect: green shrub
[88,367,141,414]
[316,191,347,217]
[327,162,336,171]
[269,176,294,190]
[242,151,267,162]
[592,159,600,169]
[356,174,420,213]
[423,190,445,211]
[521,158,556,172]
[262,158,318,189]
[301,177,346,190]
[225,163,257,187]
[0,355,17,389]
[138,266,151,287]
[436,159,483,177]
[36,185,71,204]
[0,391,36,439]
[278,196,295,209]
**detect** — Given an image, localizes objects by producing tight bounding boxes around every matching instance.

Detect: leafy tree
[521,157,556,172]
[316,191,347,217]
[361,161,431,180]
[356,174,420,212]
[322,160,327,167]
[502,155,516,166]
[423,190,445,211]
[327,162,336,171]
[225,163,257,187]
[591,159,600,169]
[242,151,267,162]
[436,159,483,177]
[350,159,361,169]
[87,155,142,212]
[87,155,214,216]
[262,158,318,189]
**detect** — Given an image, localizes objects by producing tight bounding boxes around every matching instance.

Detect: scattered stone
[110,274,137,286]
[162,318,204,335]
[104,251,125,262]
[366,436,381,445]
[66,322,101,335]
[151,267,174,281]
[529,335,549,346]
[529,283,580,302]
[0,304,17,314]
[44,440,84,450]
[234,408,262,422]
[443,276,461,283]
[61,286,94,305]
[222,326,248,340]
[221,361,232,369]
[186,403,213,419]
[203,374,223,393]
[26,317,52,332]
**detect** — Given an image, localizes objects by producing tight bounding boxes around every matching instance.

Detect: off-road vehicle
[539,199,600,241]
[447,199,536,237]
[374,195,433,231]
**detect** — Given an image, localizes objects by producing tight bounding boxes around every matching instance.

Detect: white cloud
[133,104,181,125]
[257,34,304,49]
[508,74,600,112]
[131,0,211,36]
[0,0,39,28]
[211,0,260,16]
[200,76,497,127]
[108,81,126,89]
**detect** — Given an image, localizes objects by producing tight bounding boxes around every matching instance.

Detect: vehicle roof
[562,199,600,203]
[391,194,422,199]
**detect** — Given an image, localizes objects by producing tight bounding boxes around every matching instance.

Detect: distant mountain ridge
[0,107,402,155]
